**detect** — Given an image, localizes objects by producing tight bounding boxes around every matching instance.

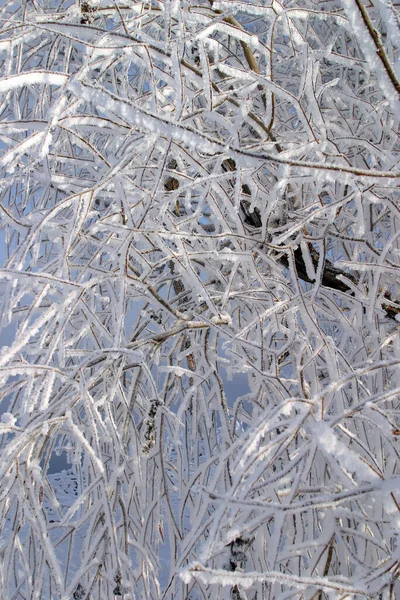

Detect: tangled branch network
[0,0,399,598]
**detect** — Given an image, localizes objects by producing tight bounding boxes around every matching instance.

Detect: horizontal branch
[182,563,371,596]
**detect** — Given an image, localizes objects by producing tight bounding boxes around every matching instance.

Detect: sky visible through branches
[0,0,400,598]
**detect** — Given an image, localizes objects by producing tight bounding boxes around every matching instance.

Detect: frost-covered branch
[0,0,399,598]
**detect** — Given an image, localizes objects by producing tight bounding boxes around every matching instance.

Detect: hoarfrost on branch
[0,0,399,598]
